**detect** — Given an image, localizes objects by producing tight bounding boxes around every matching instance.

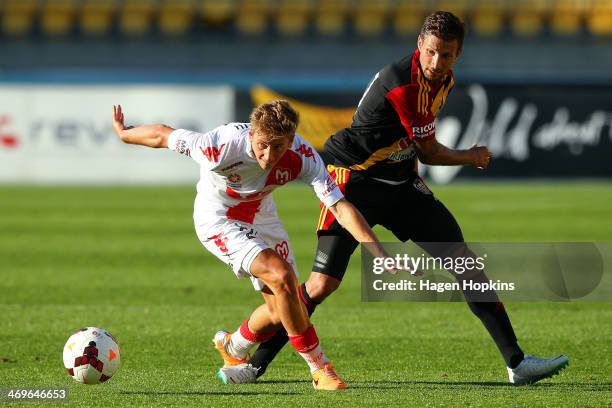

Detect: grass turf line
[0,183,611,407]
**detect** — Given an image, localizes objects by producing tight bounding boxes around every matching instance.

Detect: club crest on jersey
[200,144,226,162]
[274,168,291,185]
[228,173,241,184]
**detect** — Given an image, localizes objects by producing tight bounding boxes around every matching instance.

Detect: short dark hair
[250,100,299,140]
[420,11,466,50]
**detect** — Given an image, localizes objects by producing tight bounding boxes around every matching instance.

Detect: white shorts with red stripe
[196,217,298,291]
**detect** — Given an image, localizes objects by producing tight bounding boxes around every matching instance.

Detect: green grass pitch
[1,183,611,407]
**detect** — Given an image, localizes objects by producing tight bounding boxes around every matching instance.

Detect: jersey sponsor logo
[274,168,291,185]
[275,240,290,260]
[296,144,317,163]
[175,139,190,157]
[207,233,229,254]
[388,145,416,161]
[200,143,226,162]
[220,161,244,172]
[412,121,435,139]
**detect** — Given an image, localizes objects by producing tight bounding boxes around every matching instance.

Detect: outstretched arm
[112,105,174,148]
[415,137,492,169]
[328,198,377,244]
[328,198,399,262]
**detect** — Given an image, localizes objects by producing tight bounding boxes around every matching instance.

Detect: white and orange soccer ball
[63,327,120,384]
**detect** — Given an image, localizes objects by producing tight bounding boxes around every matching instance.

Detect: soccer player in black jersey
[220,11,568,386]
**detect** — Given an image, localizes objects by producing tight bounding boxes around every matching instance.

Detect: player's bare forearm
[415,137,492,169]
[112,105,174,148]
[329,199,389,258]
[419,143,473,165]
[117,124,173,148]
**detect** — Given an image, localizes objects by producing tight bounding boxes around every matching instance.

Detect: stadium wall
[1,83,610,184]
[242,84,612,183]
[0,85,234,184]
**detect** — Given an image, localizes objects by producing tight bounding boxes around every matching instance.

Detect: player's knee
[266,261,297,295]
[306,275,340,302]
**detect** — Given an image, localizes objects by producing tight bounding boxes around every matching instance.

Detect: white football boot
[217,363,259,384]
[507,354,569,385]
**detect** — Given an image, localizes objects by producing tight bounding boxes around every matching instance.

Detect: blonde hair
[249,100,299,141]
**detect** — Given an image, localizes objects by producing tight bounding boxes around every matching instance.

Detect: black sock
[249,283,319,378]
[249,330,289,378]
[299,282,320,315]
[466,299,524,368]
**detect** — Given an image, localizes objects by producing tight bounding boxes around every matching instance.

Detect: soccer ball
[63,327,121,384]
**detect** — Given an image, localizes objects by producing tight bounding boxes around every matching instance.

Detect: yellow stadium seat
[202,0,236,26]
[394,0,428,38]
[353,0,391,37]
[41,0,77,37]
[437,0,468,21]
[235,0,271,36]
[80,0,116,36]
[510,0,549,37]
[1,0,38,36]
[551,0,585,36]
[119,0,156,36]
[159,0,194,36]
[471,1,505,37]
[586,0,612,36]
[276,0,313,37]
[314,0,349,36]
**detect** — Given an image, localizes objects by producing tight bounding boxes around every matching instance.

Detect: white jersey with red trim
[167,123,343,227]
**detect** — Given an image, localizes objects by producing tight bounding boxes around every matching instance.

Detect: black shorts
[312,166,464,280]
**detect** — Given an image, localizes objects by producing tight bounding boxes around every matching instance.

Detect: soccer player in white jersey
[111,100,392,390]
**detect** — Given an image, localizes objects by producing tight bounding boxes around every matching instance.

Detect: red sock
[239,319,276,343]
[288,325,329,373]
[227,319,277,359]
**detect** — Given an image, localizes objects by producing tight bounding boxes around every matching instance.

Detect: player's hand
[112,105,134,138]
[381,257,424,276]
[388,266,424,276]
[469,144,493,169]
[112,105,126,136]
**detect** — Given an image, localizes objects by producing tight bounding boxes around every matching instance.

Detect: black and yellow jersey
[324,49,455,182]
